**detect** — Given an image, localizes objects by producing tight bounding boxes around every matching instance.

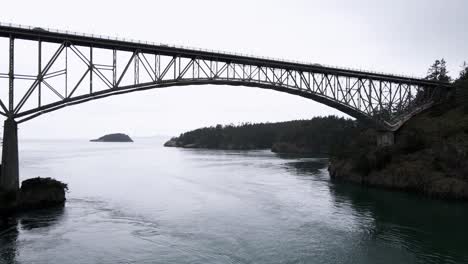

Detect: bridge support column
[0,118,19,192]
[377,131,394,147]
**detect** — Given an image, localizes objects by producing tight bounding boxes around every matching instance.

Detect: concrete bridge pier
[0,118,19,192]
[377,131,394,147]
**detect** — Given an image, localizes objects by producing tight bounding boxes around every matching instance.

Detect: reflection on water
[283,158,468,264]
[19,206,65,230]
[0,138,466,263]
[0,217,18,264]
[328,184,468,264]
[0,206,65,264]
[283,159,328,175]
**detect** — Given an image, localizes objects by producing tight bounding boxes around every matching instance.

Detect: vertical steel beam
[113,49,116,87]
[155,54,160,80]
[134,52,139,84]
[89,46,93,93]
[192,57,195,79]
[389,81,393,111]
[38,40,42,107]
[379,81,383,111]
[357,78,361,110]
[8,36,14,113]
[179,57,181,77]
[226,62,229,80]
[65,45,68,97]
[173,56,176,79]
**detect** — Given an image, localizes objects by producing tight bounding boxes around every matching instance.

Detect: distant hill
[164,116,359,155]
[90,133,133,142]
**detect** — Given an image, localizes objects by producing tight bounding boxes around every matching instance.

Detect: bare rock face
[18,177,67,209]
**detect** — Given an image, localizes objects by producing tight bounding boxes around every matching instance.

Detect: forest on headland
[164,116,360,155]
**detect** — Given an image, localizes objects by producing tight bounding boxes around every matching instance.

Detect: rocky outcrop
[0,177,67,214]
[163,138,178,147]
[329,104,468,200]
[19,177,67,209]
[91,133,133,142]
[163,138,198,148]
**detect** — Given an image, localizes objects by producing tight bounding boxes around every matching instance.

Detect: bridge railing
[0,21,425,80]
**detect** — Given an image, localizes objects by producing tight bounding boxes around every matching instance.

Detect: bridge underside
[0,23,450,192]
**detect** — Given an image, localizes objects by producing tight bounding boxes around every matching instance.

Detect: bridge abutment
[0,118,19,192]
[377,131,394,147]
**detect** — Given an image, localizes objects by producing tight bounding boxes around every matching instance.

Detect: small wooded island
[90,133,134,142]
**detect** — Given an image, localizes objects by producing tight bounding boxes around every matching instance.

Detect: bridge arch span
[14,79,374,126]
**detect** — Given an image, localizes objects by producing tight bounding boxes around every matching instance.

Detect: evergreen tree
[459,61,468,81]
[426,59,451,82]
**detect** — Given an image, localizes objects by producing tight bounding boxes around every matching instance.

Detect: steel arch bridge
[0,22,451,192]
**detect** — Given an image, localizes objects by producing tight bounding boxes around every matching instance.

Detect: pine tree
[426,59,451,82]
[426,59,441,81]
[459,61,468,81]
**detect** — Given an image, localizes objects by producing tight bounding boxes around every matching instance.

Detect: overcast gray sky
[1,0,467,139]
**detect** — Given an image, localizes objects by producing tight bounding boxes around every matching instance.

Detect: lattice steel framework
[0,23,451,131]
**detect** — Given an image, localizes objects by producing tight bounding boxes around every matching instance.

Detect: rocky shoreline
[0,177,67,215]
[164,138,265,150]
[328,102,468,200]
[164,139,322,153]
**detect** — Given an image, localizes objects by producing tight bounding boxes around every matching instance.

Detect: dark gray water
[1,138,468,264]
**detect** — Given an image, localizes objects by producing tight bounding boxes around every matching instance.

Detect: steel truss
[0,26,451,131]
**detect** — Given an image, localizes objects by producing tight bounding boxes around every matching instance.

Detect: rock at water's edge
[19,177,67,209]
[0,177,68,214]
[163,138,178,147]
[91,133,133,142]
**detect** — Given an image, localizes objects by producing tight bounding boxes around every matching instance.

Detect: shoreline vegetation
[164,116,359,155]
[165,60,468,200]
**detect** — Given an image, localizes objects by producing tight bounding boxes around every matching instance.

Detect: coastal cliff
[329,101,468,200]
